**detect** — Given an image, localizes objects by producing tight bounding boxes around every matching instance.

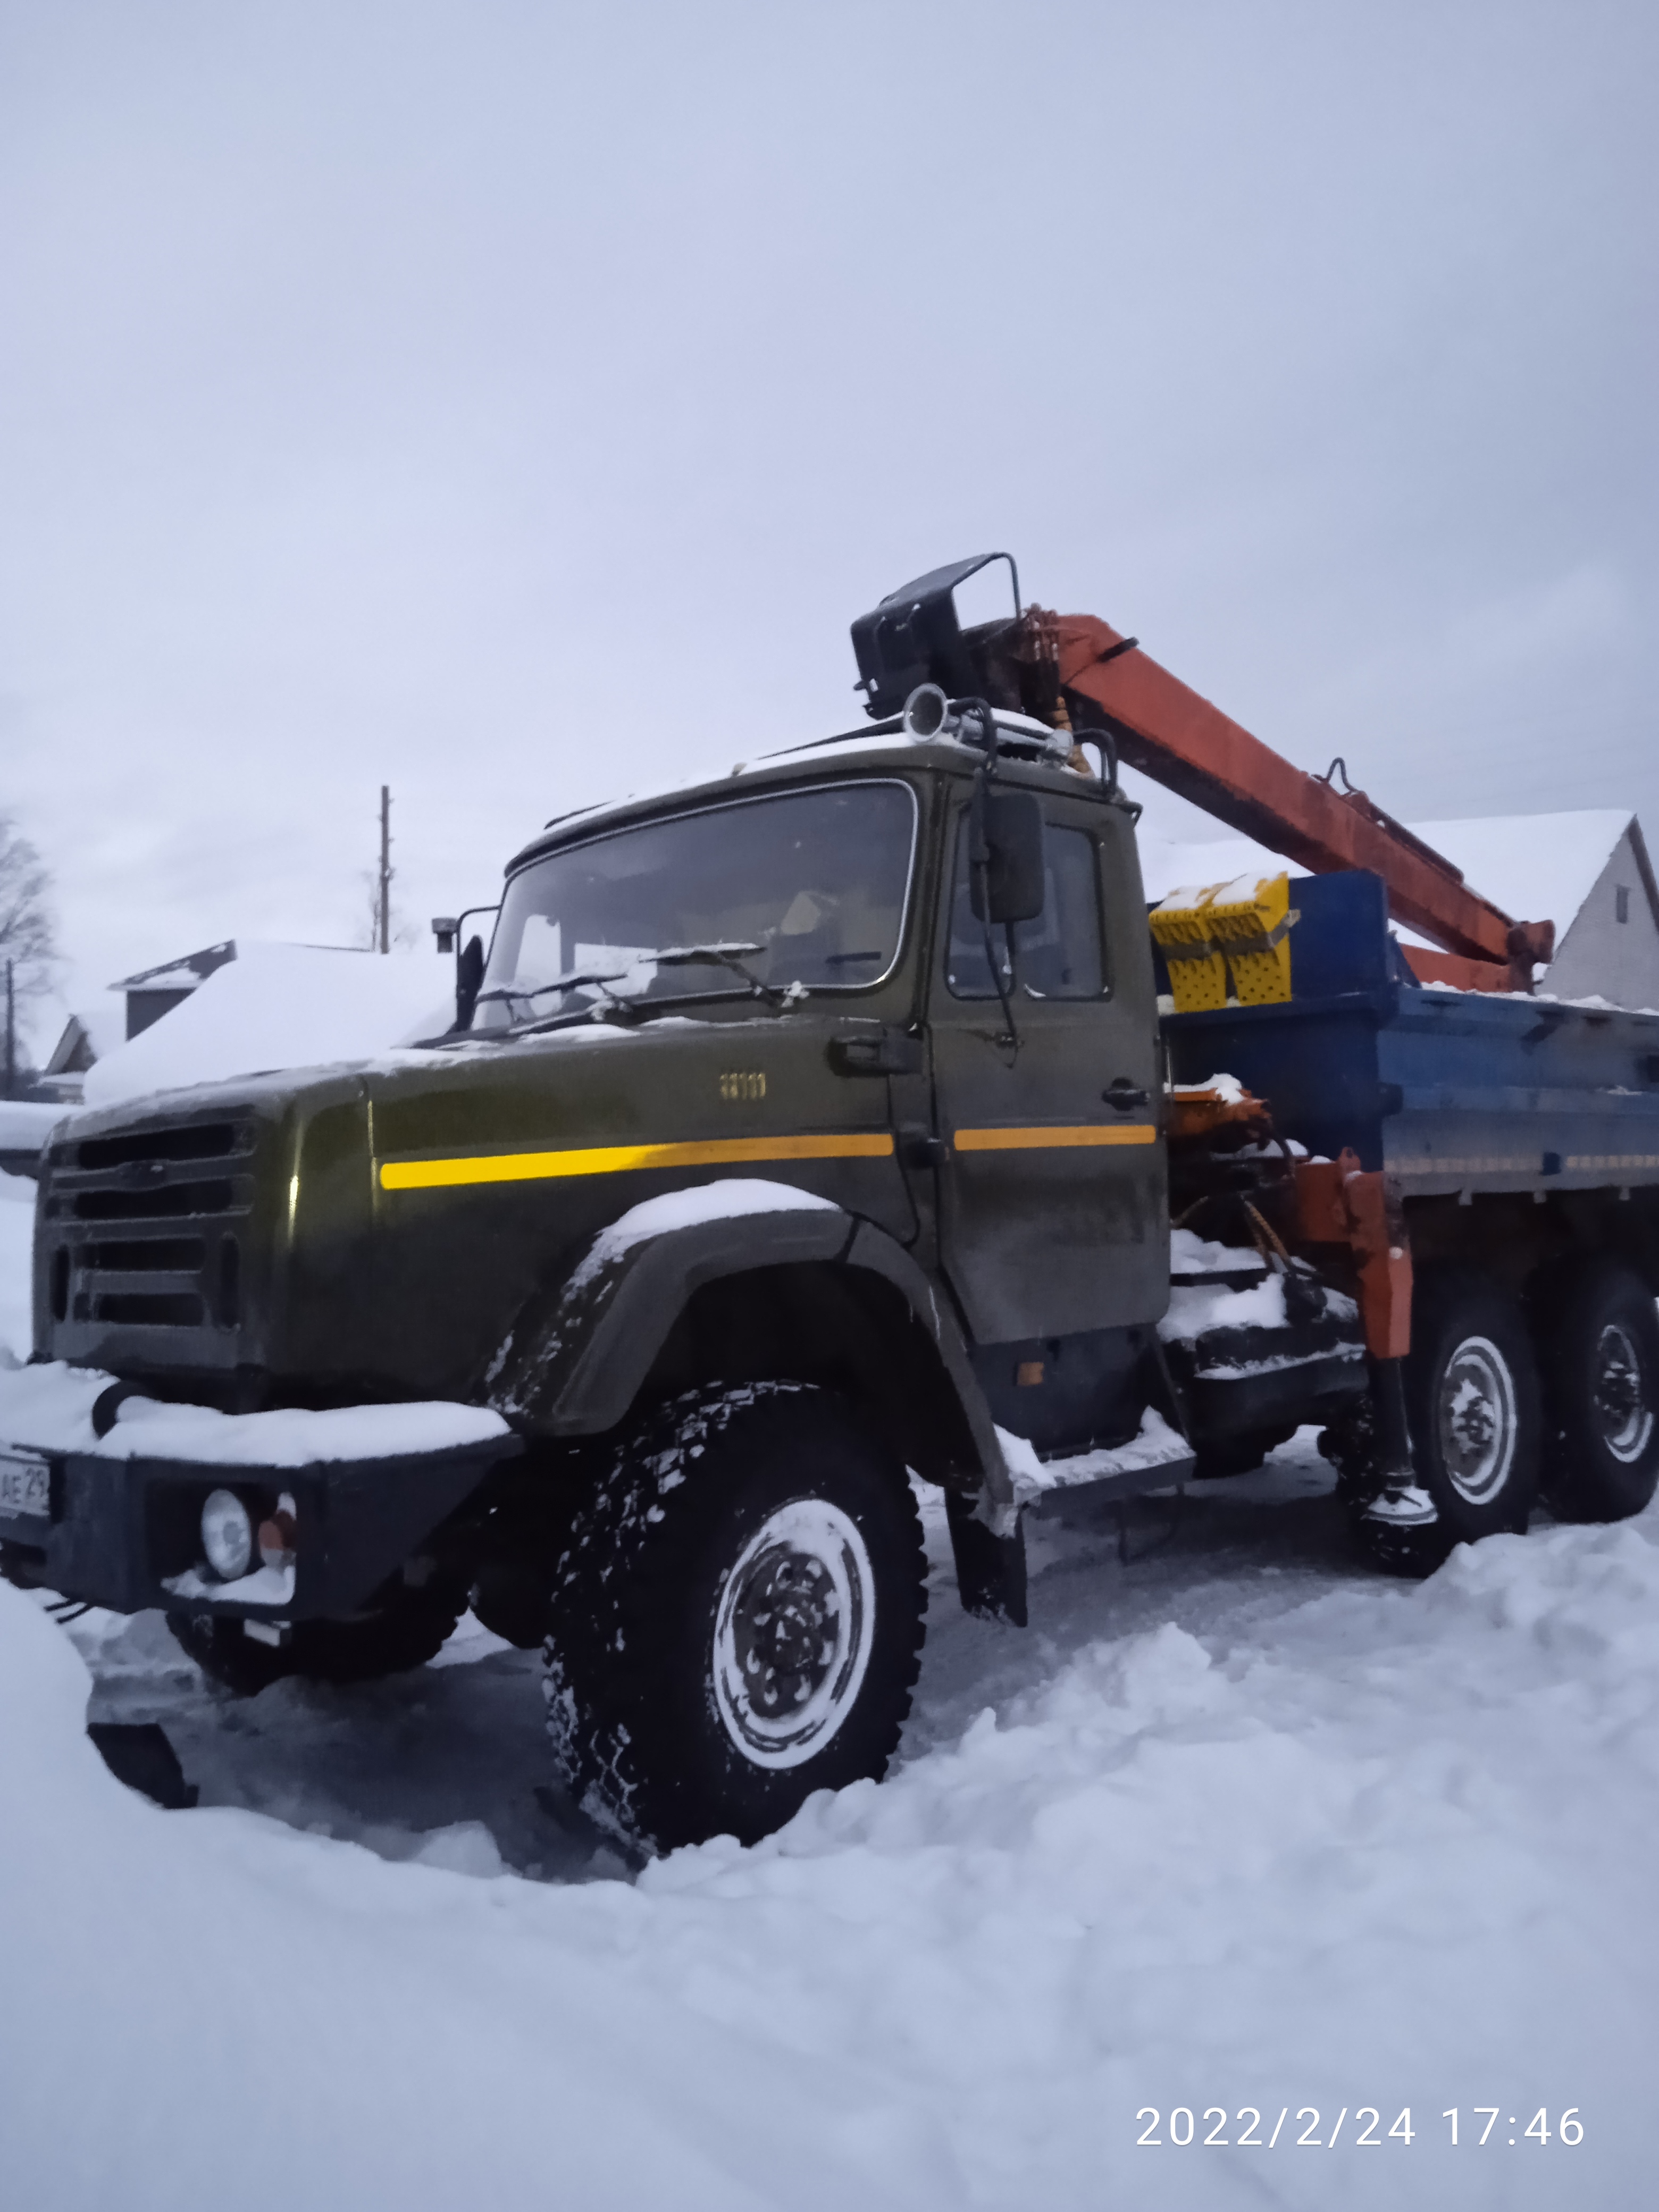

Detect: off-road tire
[1354,1269,1541,1579]
[543,1381,928,1854]
[167,1576,468,1696]
[1534,1260,1659,1522]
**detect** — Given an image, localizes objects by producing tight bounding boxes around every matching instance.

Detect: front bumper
[0,1433,521,1620]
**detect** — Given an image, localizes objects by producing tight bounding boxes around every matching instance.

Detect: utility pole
[3,960,13,1100]
[378,786,391,955]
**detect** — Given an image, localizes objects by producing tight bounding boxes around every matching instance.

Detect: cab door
[925,783,1166,1346]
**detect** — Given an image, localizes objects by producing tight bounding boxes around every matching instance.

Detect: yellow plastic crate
[1151,871,1297,1011]
[1149,890,1229,1011]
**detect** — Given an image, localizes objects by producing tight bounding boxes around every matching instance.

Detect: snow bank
[7,1491,1659,2205]
[40,1510,1656,2210]
[82,943,454,1109]
[629,1519,1659,2206]
[0,1359,510,1463]
[0,1583,945,2212]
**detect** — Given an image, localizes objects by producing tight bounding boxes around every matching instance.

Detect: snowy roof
[81,941,455,1110]
[1138,809,1644,939]
[1406,811,1641,934]
[43,1003,127,1073]
[111,940,237,993]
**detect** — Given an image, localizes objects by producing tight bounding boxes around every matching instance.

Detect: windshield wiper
[651,942,800,1007]
[488,942,807,1040]
[474,967,629,1009]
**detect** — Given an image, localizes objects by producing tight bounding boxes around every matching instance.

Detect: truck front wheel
[543,1381,928,1854]
[1535,1260,1659,1522]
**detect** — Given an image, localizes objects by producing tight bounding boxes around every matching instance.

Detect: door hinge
[898,1129,948,1170]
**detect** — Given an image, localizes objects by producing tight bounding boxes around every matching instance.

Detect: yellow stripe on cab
[951,1124,1158,1153]
[379,1131,895,1192]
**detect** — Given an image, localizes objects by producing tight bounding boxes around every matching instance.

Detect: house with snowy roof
[37,942,240,1103]
[1139,809,1659,1009]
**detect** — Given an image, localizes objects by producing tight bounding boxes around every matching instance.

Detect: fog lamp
[200,1488,254,1581]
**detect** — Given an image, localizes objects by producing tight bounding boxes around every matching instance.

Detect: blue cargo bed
[1160,870,1659,1196]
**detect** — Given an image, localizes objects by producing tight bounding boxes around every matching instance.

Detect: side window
[945,814,1107,1000]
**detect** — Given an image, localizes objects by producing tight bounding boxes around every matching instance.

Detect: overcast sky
[3,0,1655,1053]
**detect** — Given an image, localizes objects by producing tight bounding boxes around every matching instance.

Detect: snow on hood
[81,942,457,1110]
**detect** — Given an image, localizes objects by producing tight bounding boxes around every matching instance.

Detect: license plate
[0,1450,52,1525]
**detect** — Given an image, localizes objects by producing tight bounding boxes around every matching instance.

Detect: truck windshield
[475,780,919,1028]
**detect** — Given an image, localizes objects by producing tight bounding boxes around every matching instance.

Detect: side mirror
[432,916,459,955]
[970,789,1046,925]
[454,935,485,1030]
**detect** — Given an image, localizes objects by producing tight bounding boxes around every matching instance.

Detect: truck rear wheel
[167,1576,467,1696]
[543,1381,927,1854]
[1535,1260,1659,1522]
[1357,1269,1541,1577]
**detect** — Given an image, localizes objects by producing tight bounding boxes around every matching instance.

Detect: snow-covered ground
[3,1218,1656,2206]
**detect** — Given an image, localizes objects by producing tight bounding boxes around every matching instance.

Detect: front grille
[79,1238,206,1273]
[71,1179,236,1222]
[43,1117,258,1339]
[75,1124,240,1170]
[94,1292,205,1327]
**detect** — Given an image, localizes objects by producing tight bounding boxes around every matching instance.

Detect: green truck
[6,557,1658,1851]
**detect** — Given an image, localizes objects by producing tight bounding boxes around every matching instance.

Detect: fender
[483,1196,1027,1623]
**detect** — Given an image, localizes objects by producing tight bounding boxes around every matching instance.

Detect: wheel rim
[1436,1335,1518,1504]
[711,1499,876,1772]
[1591,1321,1654,1464]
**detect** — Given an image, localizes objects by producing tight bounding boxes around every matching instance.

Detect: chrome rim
[1437,1335,1518,1505]
[1592,1322,1654,1464]
[711,1499,875,1772]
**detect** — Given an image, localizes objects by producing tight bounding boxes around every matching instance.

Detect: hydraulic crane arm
[1049,613,1554,991]
[844,557,1554,995]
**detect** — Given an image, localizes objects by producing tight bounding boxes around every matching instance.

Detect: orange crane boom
[848,556,1556,993]
[1048,613,1555,993]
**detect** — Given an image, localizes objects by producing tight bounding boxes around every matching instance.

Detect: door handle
[1102,1077,1150,1112]
[828,1028,924,1077]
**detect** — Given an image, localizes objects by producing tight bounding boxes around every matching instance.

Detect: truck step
[1009,1409,1197,1510]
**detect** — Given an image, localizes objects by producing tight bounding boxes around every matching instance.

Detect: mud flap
[945,1488,1028,1627]
[86,1721,199,1809]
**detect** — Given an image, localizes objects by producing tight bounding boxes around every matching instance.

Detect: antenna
[378,786,391,956]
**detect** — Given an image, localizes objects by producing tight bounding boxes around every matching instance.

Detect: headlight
[200,1488,254,1581]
